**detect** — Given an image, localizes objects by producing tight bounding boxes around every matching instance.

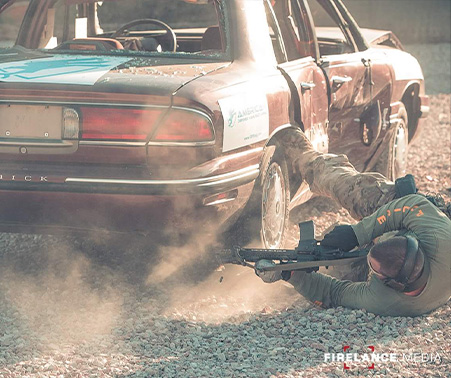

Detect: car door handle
[331,76,352,89]
[300,82,316,91]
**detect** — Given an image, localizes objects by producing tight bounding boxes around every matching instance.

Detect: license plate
[0,104,63,139]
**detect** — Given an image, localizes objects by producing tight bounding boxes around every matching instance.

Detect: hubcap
[393,122,408,178]
[261,162,286,248]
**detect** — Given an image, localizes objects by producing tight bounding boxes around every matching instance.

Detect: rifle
[216,221,370,272]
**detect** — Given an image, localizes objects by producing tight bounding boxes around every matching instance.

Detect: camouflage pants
[282,130,397,220]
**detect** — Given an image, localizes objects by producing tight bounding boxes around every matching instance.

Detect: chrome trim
[80,141,147,147]
[300,82,316,91]
[0,100,212,122]
[204,197,236,207]
[173,106,213,121]
[331,75,353,83]
[0,140,74,147]
[198,167,259,187]
[0,100,168,109]
[389,117,402,129]
[331,76,352,90]
[66,164,260,187]
[80,140,215,147]
[390,113,402,124]
[420,105,430,118]
[147,140,215,147]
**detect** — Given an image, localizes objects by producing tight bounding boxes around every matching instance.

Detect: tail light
[80,107,162,141]
[151,109,214,143]
[78,107,214,143]
[63,108,80,139]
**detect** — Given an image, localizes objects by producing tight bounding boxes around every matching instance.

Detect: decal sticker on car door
[219,93,269,152]
[0,54,129,85]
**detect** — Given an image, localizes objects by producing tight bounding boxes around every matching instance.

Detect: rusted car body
[0,0,428,247]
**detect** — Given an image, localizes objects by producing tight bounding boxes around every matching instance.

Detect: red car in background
[0,0,428,248]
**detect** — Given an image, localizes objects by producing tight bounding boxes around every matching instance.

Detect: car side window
[306,0,356,56]
[272,0,315,60]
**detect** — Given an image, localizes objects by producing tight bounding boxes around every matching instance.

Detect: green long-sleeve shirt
[288,194,451,316]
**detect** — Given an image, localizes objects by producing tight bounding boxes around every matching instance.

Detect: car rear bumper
[63,165,260,195]
[419,94,429,119]
[0,165,259,195]
[0,166,259,235]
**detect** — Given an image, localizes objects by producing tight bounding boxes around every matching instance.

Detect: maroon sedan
[0,0,428,248]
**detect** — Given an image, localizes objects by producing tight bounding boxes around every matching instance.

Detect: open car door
[306,0,392,173]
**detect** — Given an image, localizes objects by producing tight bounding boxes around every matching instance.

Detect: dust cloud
[143,221,302,323]
[0,223,303,352]
[0,235,125,348]
[162,265,301,324]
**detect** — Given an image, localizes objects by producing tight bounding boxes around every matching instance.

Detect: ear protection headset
[370,235,429,292]
[382,236,420,291]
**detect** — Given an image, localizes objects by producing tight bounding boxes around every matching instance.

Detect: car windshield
[1,0,228,59]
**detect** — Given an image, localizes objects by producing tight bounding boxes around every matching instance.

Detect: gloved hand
[395,174,417,198]
[255,260,282,283]
[320,224,358,252]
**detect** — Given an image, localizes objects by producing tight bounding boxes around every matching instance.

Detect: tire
[374,104,409,180]
[225,146,291,249]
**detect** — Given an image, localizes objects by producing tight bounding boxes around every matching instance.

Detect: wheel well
[401,83,421,142]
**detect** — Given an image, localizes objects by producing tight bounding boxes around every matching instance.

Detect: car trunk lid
[0,47,224,91]
[0,50,225,159]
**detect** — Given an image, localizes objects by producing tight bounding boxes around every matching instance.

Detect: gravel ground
[0,57,450,377]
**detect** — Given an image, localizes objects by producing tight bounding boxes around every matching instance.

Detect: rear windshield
[1,0,228,59]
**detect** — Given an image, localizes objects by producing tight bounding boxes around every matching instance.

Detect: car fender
[384,49,424,83]
[398,79,422,99]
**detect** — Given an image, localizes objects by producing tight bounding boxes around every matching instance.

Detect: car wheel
[259,148,291,249]
[374,104,409,180]
[225,146,291,249]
